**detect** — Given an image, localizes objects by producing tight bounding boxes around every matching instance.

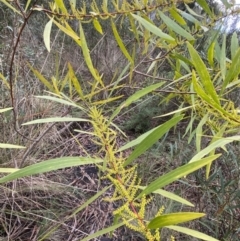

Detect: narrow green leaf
[111,19,133,64]
[43,18,53,52]
[0,0,21,14]
[159,11,194,41]
[79,23,104,87]
[0,157,103,183]
[148,212,205,229]
[80,222,125,241]
[155,105,194,118]
[184,3,203,18]
[171,53,193,67]
[24,0,33,11]
[0,107,12,113]
[118,126,158,152]
[226,79,240,89]
[92,95,123,105]
[28,64,54,92]
[124,115,183,166]
[214,39,221,63]
[189,136,240,163]
[0,168,19,173]
[35,95,84,109]
[192,71,233,119]
[110,82,165,121]
[187,42,219,104]
[196,114,208,153]
[23,117,90,125]
[205,126,227,179]
[220,35,226,85]
[52,19,81,46]
[93,18,103,34]
[231,32,239,60]
[191,71,215,105]
[67,63,84,99]
[170,8,186,25]
[131,14,175,43]
[138,186,194,207]
[178,10,201,25]
[166,225,220,241]
[129,14,139,43]
[55,0,68,14]
[49,78,58,96]
[137,155,221,198]
[223,48,240,89]
[207,41,215,67]
[0,72,10,89]
[196,0,213,16]
[0,143,25,149]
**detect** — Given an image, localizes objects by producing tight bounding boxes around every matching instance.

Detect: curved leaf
[0,107,13,113]
[189,135,240,163]
[187,42,219,104]
[23,117,90,125]
[170,8,186,25]
[0,0,21,14]
[28,64,54,92]
[138,186,194,207]
[35,95,84,109]
[148,212,205,229]
[110,82,165,121]
[166,225,219,241]
[207,41,215,67]
[55,0,67,14]
[137,154,221,198]
[0,157,103,183]
[224,48,240,89]
[0,72,10,89]
[159,11,194,41]
[196,0,213,17]
[111,19,133,64]
[131,14,175,43]
[79,22,104,87]
[124,115,183,166]
[43,18,53,52]
[0,168,19,173]
[231,32,239,59]
[53,19,81,46]
[93,18,103,34]
[0,143,25,149]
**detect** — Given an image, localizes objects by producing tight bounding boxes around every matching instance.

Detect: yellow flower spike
[154,229,160,240]
[123,218,140,232]
[138,195,146,219]
[155,205,165,217]
[88,106,155,240]
[145,195,154,206]
[145,230,155,241]
[170,235,175,241]
[113,203,128,215]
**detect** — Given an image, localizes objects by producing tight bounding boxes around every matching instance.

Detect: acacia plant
[0,0,240,240]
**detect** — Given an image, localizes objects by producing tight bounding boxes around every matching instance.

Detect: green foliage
[0,0,240,240]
